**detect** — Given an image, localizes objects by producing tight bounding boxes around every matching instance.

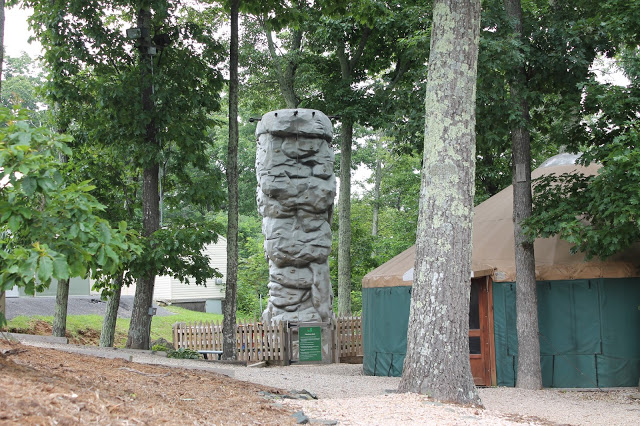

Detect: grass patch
[3,305,232,348]
[150,306,223,344]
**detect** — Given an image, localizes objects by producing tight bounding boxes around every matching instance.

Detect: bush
[236,279,262,317]
[167,348,201,359]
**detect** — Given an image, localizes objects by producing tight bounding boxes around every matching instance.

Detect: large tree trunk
[127,170,159,349]
[52,149,70,337]
[371,135,382,239]
[127,7,159,350]
[504,0,542,390]
[222,0,239,360]
[0,290,5,324]
[52,279,70,337]
[334,30,369,316]
[337,118,353,316]
[100,274,123,347]
[336,27,372,315]
[398,0,482,405]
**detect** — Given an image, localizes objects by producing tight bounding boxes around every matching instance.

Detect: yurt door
[469,278,491,386]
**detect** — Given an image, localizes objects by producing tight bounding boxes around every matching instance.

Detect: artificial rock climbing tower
[256,109,336,324]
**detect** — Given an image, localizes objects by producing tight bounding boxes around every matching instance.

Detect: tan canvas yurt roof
[362,154,640,288]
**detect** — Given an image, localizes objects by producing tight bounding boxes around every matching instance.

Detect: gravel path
[12,338,640,425]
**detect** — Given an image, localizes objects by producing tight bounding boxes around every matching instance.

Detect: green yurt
[362,154,640,387]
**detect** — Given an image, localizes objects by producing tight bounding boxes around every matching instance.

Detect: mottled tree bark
[100,274,123,347]
[371,136,382,239]
[504,0,542,390]
[52,143,69,337]
[52,279,69,337]
[334,29,370,316]
[127,7,159,350]
[127,172,159,349]
[0,291,5,323]
[337,119,353,316]
[222,0,239,360]
[399,0,482,405]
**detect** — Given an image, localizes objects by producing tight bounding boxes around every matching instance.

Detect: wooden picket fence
[173,319,287,362]
[336,315,363,358]
[172,315,363,363]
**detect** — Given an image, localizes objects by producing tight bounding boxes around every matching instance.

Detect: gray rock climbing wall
[256,109,336,324]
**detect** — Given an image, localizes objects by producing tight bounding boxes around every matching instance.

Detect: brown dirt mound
[0,340,296,424]
[6,320,116,346]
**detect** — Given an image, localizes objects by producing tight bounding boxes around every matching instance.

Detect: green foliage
[350,290,362,313]
[236,279,262,318]
[122,216,224,290]
[21,0,228,299]
[151,343,169,352]
[0,108,140,306]
[328,144,419,305]
[1,53,49,126]
[526,47,640,259]
[236,215,269,317]
[167,347,201,359]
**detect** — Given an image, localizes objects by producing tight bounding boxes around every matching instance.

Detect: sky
[5,7,42,58]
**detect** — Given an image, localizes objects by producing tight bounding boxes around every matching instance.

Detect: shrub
[167,348,201,359]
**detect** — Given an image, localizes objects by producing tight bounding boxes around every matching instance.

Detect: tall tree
[222,0,240,360]
[312,2,428,314]
[0,0,4,96]
[370,134,383,239]
[125,5,160,350]
[335,26,370,317]
[484,0,620,386]
[25,0,225,349]
[0,108,139,323]
[264,25,302,109]
[0,53,48,126]
[503,0,541,390]
[0,0,5,319]
[399,0,482,405]
[100,273,124,347]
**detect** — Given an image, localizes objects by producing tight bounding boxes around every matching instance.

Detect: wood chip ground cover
[0,340,295,425]
[1,338,639,425]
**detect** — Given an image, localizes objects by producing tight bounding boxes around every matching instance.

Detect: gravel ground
[12,338,640,425]
[4,296,174,320]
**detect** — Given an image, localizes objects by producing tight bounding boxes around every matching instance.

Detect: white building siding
[88,238,227,303]
[155,237,227,303]
[153,275,173,301]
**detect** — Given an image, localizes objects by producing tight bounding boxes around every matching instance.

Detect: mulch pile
[0,339,296,424]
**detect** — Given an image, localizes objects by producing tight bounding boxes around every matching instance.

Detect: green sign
[299,326,322,362]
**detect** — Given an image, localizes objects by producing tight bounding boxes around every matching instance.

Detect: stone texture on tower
[256,109,336,323]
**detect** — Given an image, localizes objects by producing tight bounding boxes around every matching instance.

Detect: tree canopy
[0,107,139,314]
[2,0,638,350]
[526,46,640,259]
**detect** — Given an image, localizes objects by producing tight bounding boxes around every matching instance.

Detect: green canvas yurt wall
[361,154,640,386]
[494,278,640,388]
[362,286,411,376]
[362,245,414,376]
